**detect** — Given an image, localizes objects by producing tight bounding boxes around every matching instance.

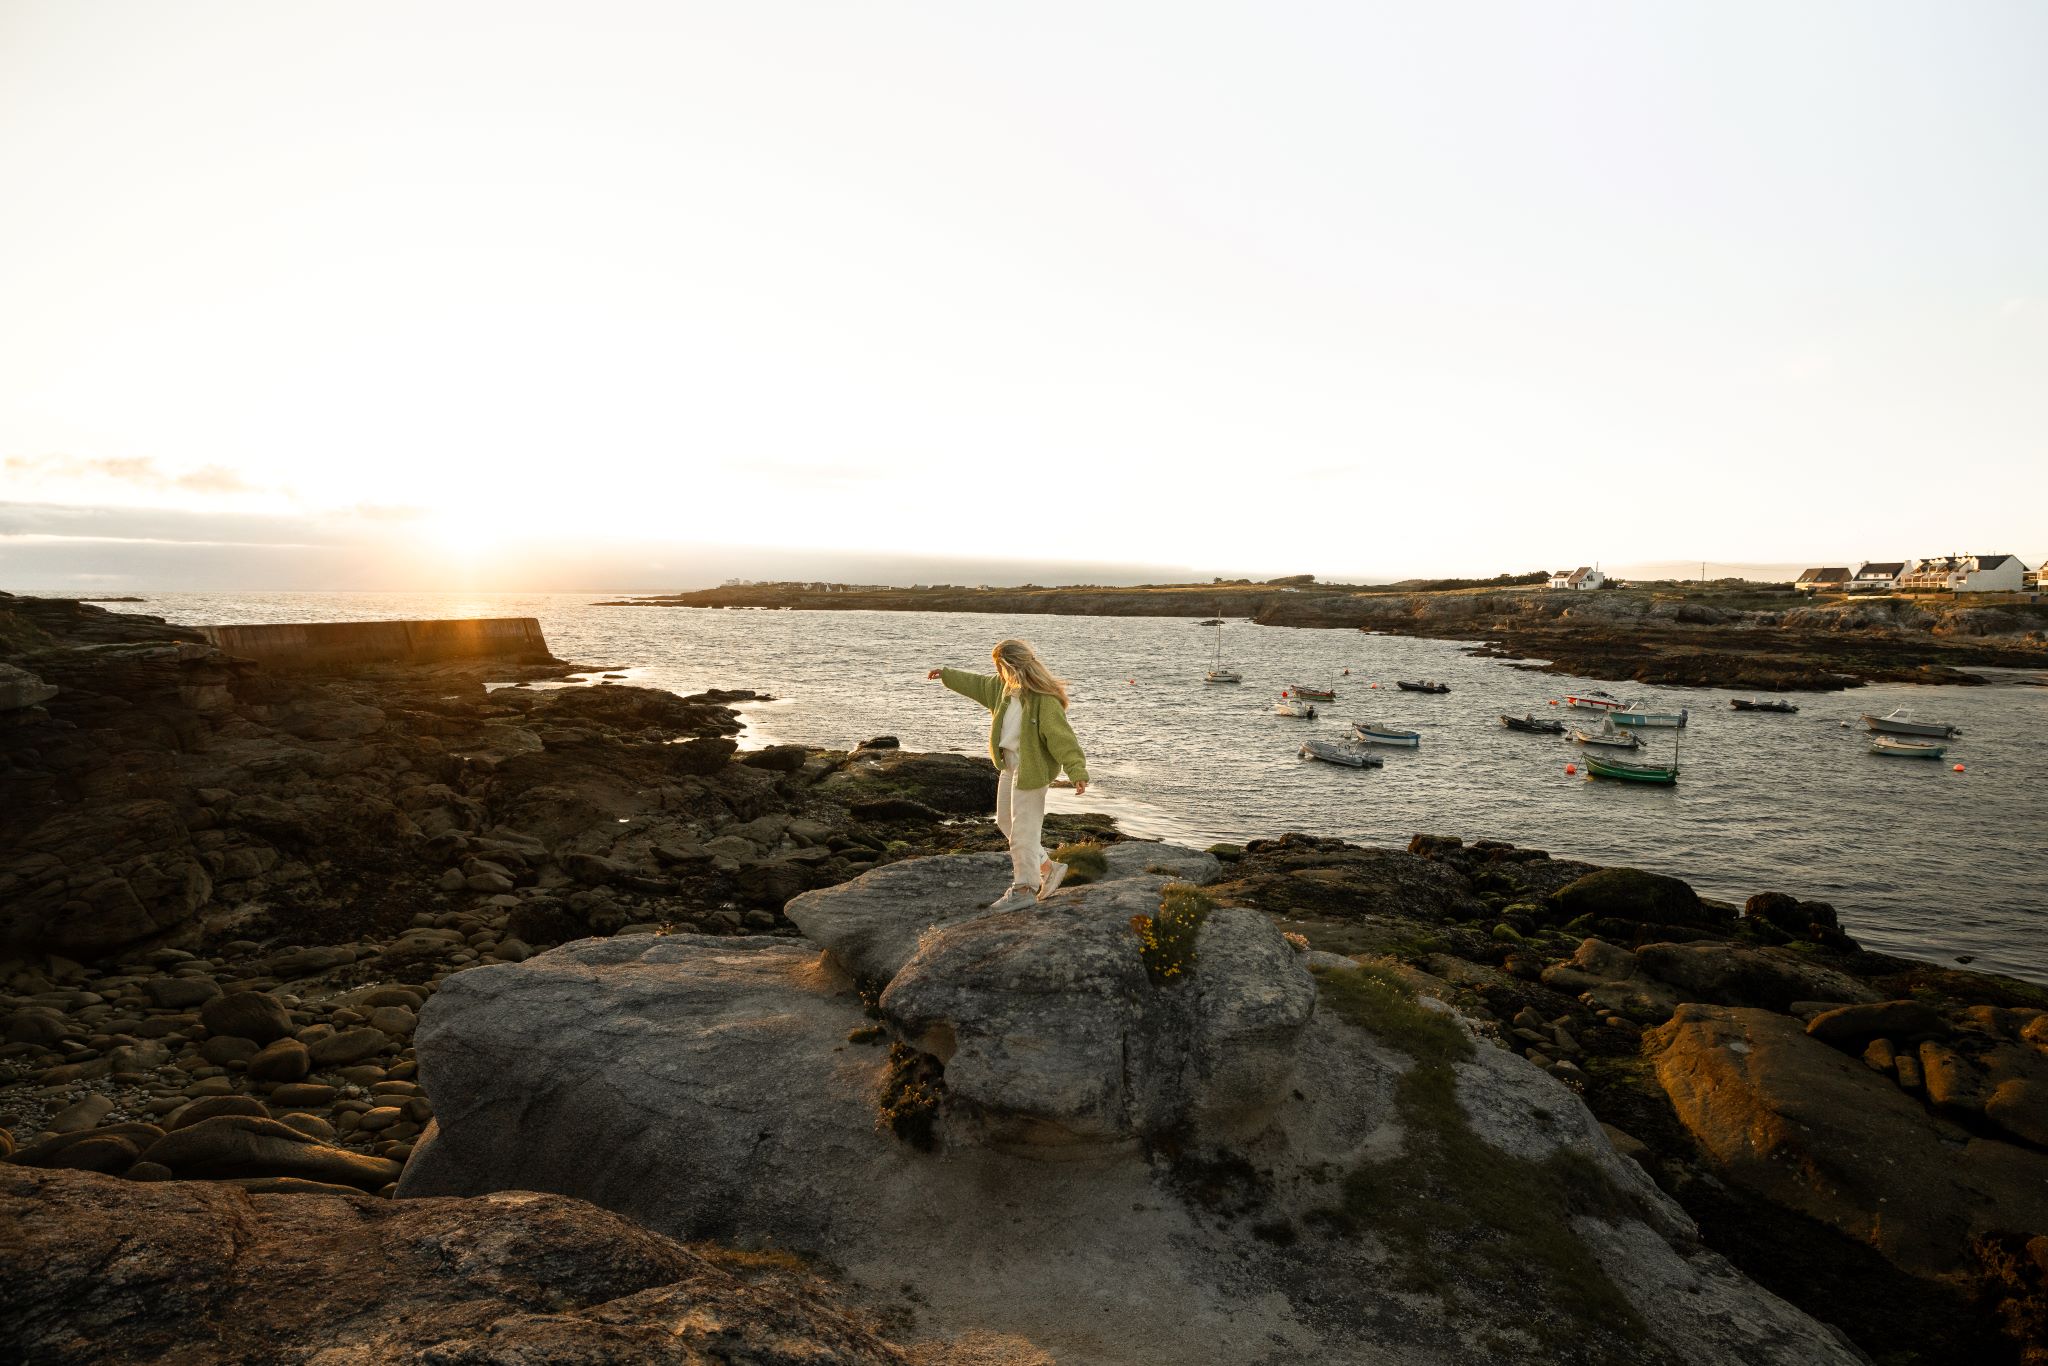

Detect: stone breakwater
[3,591,2044,1363]
[194,615,555,669]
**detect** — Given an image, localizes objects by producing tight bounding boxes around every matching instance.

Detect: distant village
[724,555,2040,596]
[1786,554,2037,595]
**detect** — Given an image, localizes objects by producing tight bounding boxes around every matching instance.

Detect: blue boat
[1352,722,1421,748]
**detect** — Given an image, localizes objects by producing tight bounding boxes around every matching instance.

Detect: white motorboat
[1300,738,1383,768]
[1571,719,1643,749]
[1862,708,1960,739]
[1274,692,1317,718]
[1564,690,1625,711]
[1351,722,1421,748]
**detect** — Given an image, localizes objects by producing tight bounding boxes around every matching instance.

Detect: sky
[2,1,2044,593]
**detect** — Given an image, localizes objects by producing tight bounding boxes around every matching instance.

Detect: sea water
[115,592,2048,983]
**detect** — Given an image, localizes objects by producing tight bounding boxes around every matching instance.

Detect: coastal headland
[4,593,2045,1364]
[601,579,2048,691]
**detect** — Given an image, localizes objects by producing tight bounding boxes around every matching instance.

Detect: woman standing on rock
[928,639,1089,910]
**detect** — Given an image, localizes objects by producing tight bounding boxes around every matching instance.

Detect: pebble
[248,1039,311,1083]
[48,1095,115,1134]
[145,978,221,1010]
[308,1027,388,1068]
[366,1006,416,1037]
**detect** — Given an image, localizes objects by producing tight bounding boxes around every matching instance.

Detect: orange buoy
[1953,763,1965,772]
[1548,699,1558,706]
[1128,678,1135,685]
[1565,763,1577,775]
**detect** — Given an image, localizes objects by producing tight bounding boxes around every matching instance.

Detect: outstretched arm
[931,667,1002,710]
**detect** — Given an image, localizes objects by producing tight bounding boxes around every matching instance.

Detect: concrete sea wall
[196,618,554,668]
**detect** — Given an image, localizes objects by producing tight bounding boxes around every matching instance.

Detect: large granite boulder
[0,661,58,711]
[1646,1003,2048,1278]
[0,1165,914,1365]
[1631,941,1879,1012]
[818,748,1000,815]
[401,849,1864,1365]
[1551,866,1726,929]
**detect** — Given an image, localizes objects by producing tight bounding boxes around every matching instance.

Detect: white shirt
[998,691,1023,752]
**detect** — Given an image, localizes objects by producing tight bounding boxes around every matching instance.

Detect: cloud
[0,501,337,547]
[4,455,262,495]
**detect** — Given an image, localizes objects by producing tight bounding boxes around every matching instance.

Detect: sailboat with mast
[1204,612,1241,684]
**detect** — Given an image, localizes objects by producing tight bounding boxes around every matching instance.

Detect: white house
[1898,555,2029,593]
[1547,566,1607,591]
[1793,567,1851,593]
[1848,562,1905,591]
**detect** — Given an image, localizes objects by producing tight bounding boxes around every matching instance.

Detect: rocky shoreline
[4,593,2045,1364]
[603,581,2048,691]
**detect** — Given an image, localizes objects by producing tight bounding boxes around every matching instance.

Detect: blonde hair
[992,638,1069,708]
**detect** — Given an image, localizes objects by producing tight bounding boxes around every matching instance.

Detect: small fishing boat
[1203,613,1241,684]
[1274,692,1317,718]
[1291,682,1337,701]
[1352,722,1421,748]
[1730,697,1799,713]
[1862,708,1961,739]
[1571,720,1643,749]
[1501,713,1566,734]
[1583,752,1679,784]
[1300,738,1383,768]
[1396,680,1450,694]
[1564,690,1624,711]
[1870,735,1948,759]
[1613,699,1689,728]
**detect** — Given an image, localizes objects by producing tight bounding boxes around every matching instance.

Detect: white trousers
[994,749,1048,887]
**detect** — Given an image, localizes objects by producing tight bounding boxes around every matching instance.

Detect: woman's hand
[1075,780,1088,796]
[926,669,942,680]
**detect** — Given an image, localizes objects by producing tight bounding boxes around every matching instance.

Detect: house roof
[1855,562,1904,576]
[1796,567,1850,582]
[1972,554,2017,571]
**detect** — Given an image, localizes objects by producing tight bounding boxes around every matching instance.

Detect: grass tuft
[1051,841,1110,885]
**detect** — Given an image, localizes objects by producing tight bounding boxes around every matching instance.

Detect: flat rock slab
[2,1165,909,1365]
[1097,840,1221,885]
[787,852,1016,981]
[400,898,1863,1365]
[787,844,1225,987]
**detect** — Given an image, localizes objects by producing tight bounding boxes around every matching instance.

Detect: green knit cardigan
[938,667,1088,791]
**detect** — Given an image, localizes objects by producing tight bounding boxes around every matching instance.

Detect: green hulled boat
[1583,752,1679,784]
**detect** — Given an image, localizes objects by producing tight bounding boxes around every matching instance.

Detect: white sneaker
[991,884,1037,911]
[1037,861,1070,901]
